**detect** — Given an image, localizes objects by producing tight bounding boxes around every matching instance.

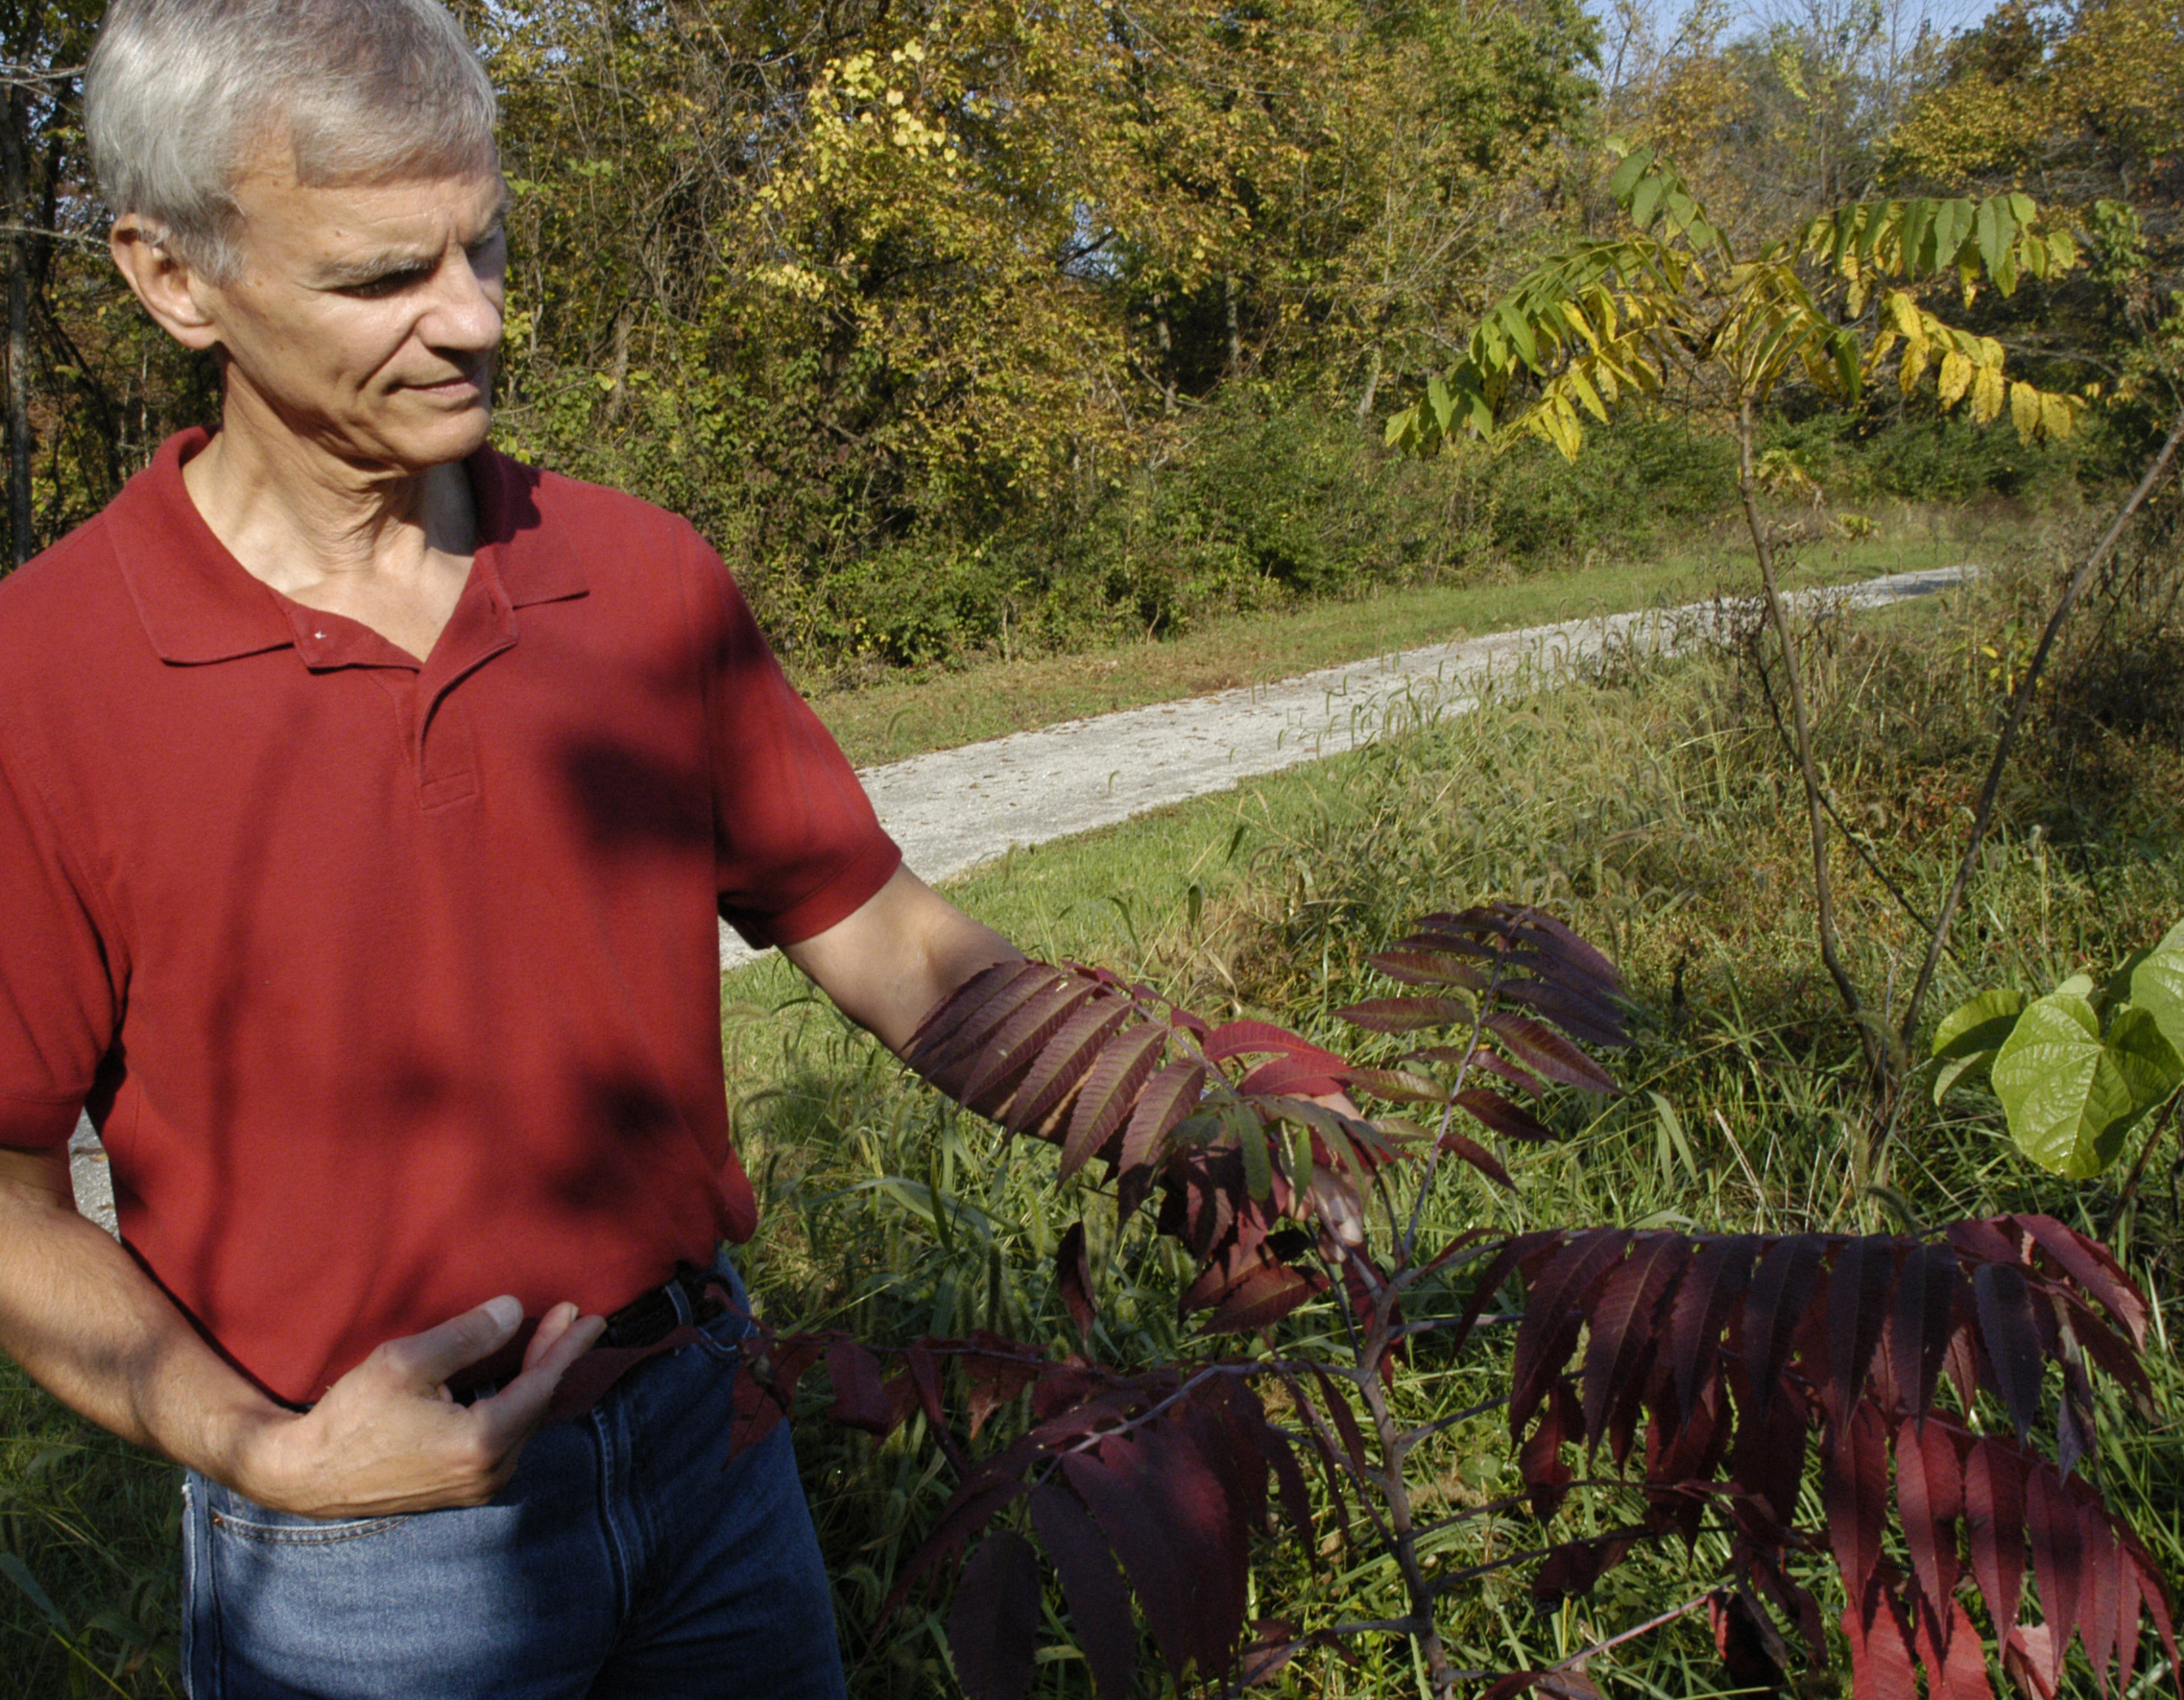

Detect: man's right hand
[235,1296,606,1520]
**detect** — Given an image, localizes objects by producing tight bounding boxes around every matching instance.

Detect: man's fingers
[469,1312,606,1446]
[379,1295,524,1388]
[520,1301,579,1375]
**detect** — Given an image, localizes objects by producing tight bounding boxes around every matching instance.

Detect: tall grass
[4,502,2180,1698]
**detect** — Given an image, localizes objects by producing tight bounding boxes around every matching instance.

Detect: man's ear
[109,215,223,352]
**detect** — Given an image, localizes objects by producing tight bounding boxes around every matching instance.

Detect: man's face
[195,151,509,472]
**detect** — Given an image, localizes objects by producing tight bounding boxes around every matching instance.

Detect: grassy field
[5,508,2180,1698]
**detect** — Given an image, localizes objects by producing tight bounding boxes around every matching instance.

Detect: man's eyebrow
[308,204,509,289]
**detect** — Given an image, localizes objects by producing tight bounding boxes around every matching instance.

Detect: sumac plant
[725,903,2174,1700]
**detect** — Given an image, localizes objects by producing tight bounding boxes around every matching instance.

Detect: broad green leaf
[1899,199,1936,273]
[2127,946,2184,1061]
[1428,372,1454,433]
[1629,171,1667,231]
[1932,988,2026,1060]
[2106,1005,2183,1112]
[2158,918,2184,954]
[1930,200,1974,268]
[1933,1049,1997,1105]
[1990,993,2140,1177]
[2055,972,2097,1000]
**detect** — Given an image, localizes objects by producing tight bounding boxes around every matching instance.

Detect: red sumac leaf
[1437,1124,1515,1189]
[1483,1012,1620,1092]
[1668,1235,1759,1414]
[1366,947,1489,990]
[1335,995,1472,1033]
[1520,1377,1578,1517]
[1918,1596,1996,1700]
[963,1343,1045,1440]
[1897,1417,1964,1619]
[1201,1020,1343,1066]
[1973,1261,2047,1444]
[1580,1234,1688,1452]
[1965,1437,2028,1641]
[1843,1577,1921,1700]
[909,960,1055,1075]
[1203,1259,1322,1334]
[961,976,1103,1110]
[1030,1483,1137,1700]
[948,1529,1043,1700]
[1743,1234,1826,1423]
[1825,1403,1890,1604]
[1500,976,1631,1049]
[1236,1055,1346,1098]
[1006,994,1135,1136]
[1058,1221,1097,1340]
[1531,1533,1635,1603]
[1828,1236,1898,1425]
[826,1338,899,1435]
[1059,1018,1167,1178]
[1119,1059,1206,1177]
[2028,1466,2084,1684]
[1888,1241,1960,1420]
[1511,1231,1632,1436]
[1456,1087,1556,1143]
[2081,1497,2123,1697]
[2011,1214,2148,1348]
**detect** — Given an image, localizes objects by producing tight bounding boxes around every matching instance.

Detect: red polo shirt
[0,430,900,1405]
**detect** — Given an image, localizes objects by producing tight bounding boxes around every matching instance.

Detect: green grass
[798,529,1968,768]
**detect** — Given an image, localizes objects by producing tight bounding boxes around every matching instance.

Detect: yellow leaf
[1938,350,1974,406]
[1972,362,2005,424]
[2041,393,2076,440]
[1900,341,1930,395]
[1886,290,1922,341]
[2010,379,2040,440]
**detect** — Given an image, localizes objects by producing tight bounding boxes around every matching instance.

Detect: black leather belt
[599,1260,727,1350]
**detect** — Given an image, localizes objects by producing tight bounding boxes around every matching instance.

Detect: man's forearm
[0,1147,287,1487]
[783,866,1023,1056]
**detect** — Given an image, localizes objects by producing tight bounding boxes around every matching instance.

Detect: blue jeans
[180,1267,847,1699]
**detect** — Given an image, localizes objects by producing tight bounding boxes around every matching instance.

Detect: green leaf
[1899,199,1936,274]
[2126,946,2184,1064]
[2055,972,2097,1000]
[1428,372,1455,433]
[1990,992,2144,1177]
[1629,171,1668,231]
[1933,1049,1997,1105]
[2107,1005,2184,1113]
[1930,200,1975,268]
[1238,1109,1272,1201]
[2158,918,2184,954]
[1608,148,1654,202]
[1933,988,2026,1059]
[0,1555,62,1630]
[1976,197,2012,278]
[1500,305,1540,372]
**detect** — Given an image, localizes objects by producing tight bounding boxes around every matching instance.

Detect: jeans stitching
[207,1510,412,1545]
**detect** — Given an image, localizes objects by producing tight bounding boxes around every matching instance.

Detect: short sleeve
[692,544,901,948]
[0,743,118,1146]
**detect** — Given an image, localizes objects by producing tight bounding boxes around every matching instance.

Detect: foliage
[719,902,2174,1700]
[1934,921,2184,1177]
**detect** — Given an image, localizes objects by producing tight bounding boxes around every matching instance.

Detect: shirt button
[313,631,325,639]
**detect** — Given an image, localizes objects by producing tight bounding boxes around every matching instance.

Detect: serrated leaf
[1898,1417,1965,1617]
[1061,1020,1168,1179]
[1119,1060,1205,1177]
[828,1338,900,1435]
[1974,1262,2047,1443]
[1007,995,1135,1136]
[1828,1237,1896,1424]
[1826,1404,1890,1603]
[948,1530,1043,1700]
[1580,1235,1687,1452]
[1030,1483,1138,1700]
[1484,1013,1619,1092]
[1457,1088,1556,1143]
[1966,1438,2027,1640]
[1337,995,1472,1033]
[1888,1241,1958,1419]
[1058,1221,1095,1339]
[1743,1234,1826,1422]
[1512,1231,1631,1434]
[1668,1235,1759,1413]
[2028,1466,2084,1680]
[1608,147,1654,200]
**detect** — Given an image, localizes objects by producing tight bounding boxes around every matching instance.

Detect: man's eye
[342,269,426,298]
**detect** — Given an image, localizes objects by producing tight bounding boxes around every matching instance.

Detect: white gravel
[69,565,1968,1230]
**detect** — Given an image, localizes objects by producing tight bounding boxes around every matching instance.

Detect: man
[0,1,1020,1693]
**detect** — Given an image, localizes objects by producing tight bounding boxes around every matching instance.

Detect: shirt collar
[109,428,588,667]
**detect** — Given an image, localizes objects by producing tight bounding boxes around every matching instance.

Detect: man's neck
[182,388,480,661]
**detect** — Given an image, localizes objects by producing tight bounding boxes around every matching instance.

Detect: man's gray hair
[84,0,497,280]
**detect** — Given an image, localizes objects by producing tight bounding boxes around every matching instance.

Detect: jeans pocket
[204,1484,414,1546]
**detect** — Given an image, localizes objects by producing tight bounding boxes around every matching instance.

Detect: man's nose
[421,250,502,354]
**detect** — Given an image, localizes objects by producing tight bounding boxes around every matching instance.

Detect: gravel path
[69,565,1968,1230]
